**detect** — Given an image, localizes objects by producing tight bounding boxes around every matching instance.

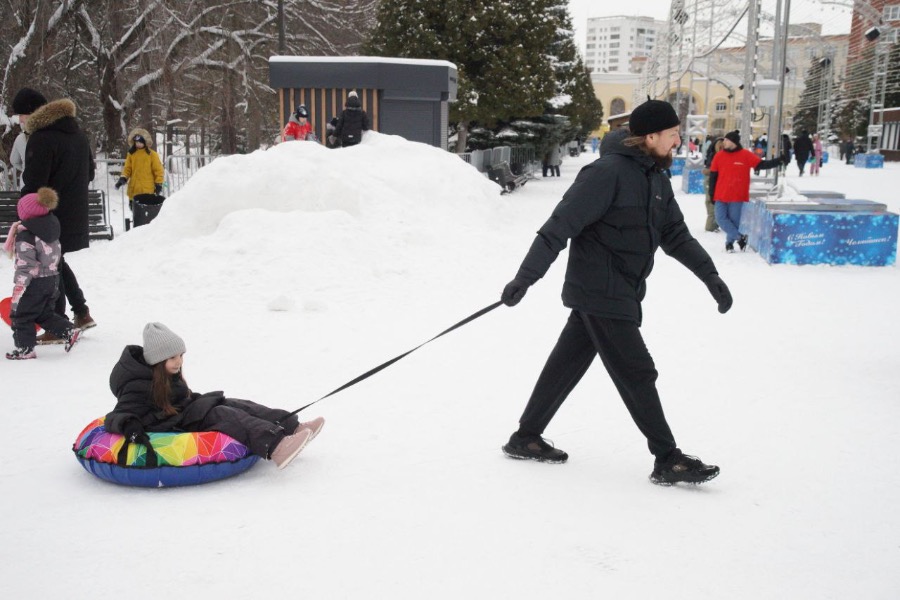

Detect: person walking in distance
[809,133,823,176]
[498,100,733,486]
[20,97,97,341]
[793,129,813,176]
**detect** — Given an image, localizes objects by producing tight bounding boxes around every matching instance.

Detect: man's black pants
[517,310,677,459]
[54,254,87,317]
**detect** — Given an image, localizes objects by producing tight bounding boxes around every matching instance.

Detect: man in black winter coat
[793,129,813,176]
[334,91,370,147]
[499,99,732,486]
[21,98,97,336]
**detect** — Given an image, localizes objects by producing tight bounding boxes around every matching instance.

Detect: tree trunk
[220,71,237,153]
[99,65,125,157]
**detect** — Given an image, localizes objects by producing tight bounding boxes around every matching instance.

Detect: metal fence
[3,153,224,197]
[455,145,538,179]
[1,164,20,192]
[93,154,222,198]
[165,154,220,195]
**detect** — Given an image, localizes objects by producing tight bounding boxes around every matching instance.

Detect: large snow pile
[85,132,508,315]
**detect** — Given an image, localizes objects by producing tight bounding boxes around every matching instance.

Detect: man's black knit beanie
[629,100,680,136]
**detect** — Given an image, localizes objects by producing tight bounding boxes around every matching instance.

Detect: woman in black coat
[21,98,97,329]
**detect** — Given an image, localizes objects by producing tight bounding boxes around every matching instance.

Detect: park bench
[467,146,527,193]
[0,189,114,243]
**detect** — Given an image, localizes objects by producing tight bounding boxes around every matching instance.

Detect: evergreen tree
[544,1,603,138]
[792,56,831,136]
[366,0,557,151]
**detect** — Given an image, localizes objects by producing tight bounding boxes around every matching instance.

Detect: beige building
[589,28,850,142]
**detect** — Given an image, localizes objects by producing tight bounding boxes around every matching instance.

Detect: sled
[0,297,42,331]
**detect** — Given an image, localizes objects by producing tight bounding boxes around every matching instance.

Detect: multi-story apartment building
[588,21,849,140]
[584,15,667,74]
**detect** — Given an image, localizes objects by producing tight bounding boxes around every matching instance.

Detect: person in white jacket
[9,88,48,184]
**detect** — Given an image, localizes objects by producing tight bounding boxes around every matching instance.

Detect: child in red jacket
[282,105,314,142]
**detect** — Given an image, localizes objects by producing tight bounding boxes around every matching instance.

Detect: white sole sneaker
[271,428,312,470]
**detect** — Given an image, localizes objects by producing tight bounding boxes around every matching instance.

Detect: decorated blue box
[742,198,898,266]
[681,168,705,194]
[670,156,685,176]
[854,153,884,169]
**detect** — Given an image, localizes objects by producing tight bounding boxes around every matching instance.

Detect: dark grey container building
[269,56,458,150]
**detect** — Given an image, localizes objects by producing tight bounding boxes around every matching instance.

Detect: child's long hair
[150,362,188,416]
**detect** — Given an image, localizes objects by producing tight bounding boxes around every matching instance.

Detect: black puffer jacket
[22,99,95,253]
[106,346,223,434]
[516,129,717,324]
[335,95,370,146]
[793,132,813,163]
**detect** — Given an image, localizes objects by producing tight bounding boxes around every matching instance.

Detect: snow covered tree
[543,1,603,138]
[792,55,832,135]
[1,0,377,159]
[365,0,557,151]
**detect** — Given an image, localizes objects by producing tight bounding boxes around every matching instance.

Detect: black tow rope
[283,300,504,418]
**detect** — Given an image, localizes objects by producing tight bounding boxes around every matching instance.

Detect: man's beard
[651,150,673,170]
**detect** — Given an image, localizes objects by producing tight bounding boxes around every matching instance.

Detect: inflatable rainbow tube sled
[73,418,260,487]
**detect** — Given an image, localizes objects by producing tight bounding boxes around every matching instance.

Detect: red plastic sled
[0,297,41,331]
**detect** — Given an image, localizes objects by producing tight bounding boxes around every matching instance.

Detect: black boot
[738,234,748,251]
[650,449,719,485]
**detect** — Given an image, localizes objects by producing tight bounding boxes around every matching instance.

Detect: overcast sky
[566,0,853,51]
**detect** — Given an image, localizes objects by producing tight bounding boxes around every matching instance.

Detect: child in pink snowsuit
[4,188,82,359]
[810,134,823,176]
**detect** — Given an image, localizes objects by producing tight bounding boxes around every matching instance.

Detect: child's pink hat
[18,187,59,220]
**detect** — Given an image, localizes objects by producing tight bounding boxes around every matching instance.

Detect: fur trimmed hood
[128,127,153,148]
[24,98,77,135]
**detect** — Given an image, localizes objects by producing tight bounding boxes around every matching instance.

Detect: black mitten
[501,278,531,307]
[115,176,127,189]
[703,274,733,314]
[123,418,144,442]
[154,183,162,194]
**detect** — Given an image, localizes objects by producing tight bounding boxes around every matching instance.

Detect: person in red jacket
[709,130,783,252]
[281,105,314,142]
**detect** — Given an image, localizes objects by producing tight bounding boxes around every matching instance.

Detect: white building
[584,15,668,74]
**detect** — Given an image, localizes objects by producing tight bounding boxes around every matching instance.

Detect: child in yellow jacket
[115,128,164,201]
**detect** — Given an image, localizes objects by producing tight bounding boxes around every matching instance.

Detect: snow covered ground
[2,133,898,598]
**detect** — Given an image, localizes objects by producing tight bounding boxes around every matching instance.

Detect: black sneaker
[502,432,568,464]
[649,449,719,485]
[738,234,748,251]
[725,242,735,253]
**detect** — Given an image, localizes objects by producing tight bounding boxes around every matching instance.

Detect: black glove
[154,183,162,194]
[501,277,530,307]
[122,418,145,442]
[703,274,733,314]
[114,176,127,189]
